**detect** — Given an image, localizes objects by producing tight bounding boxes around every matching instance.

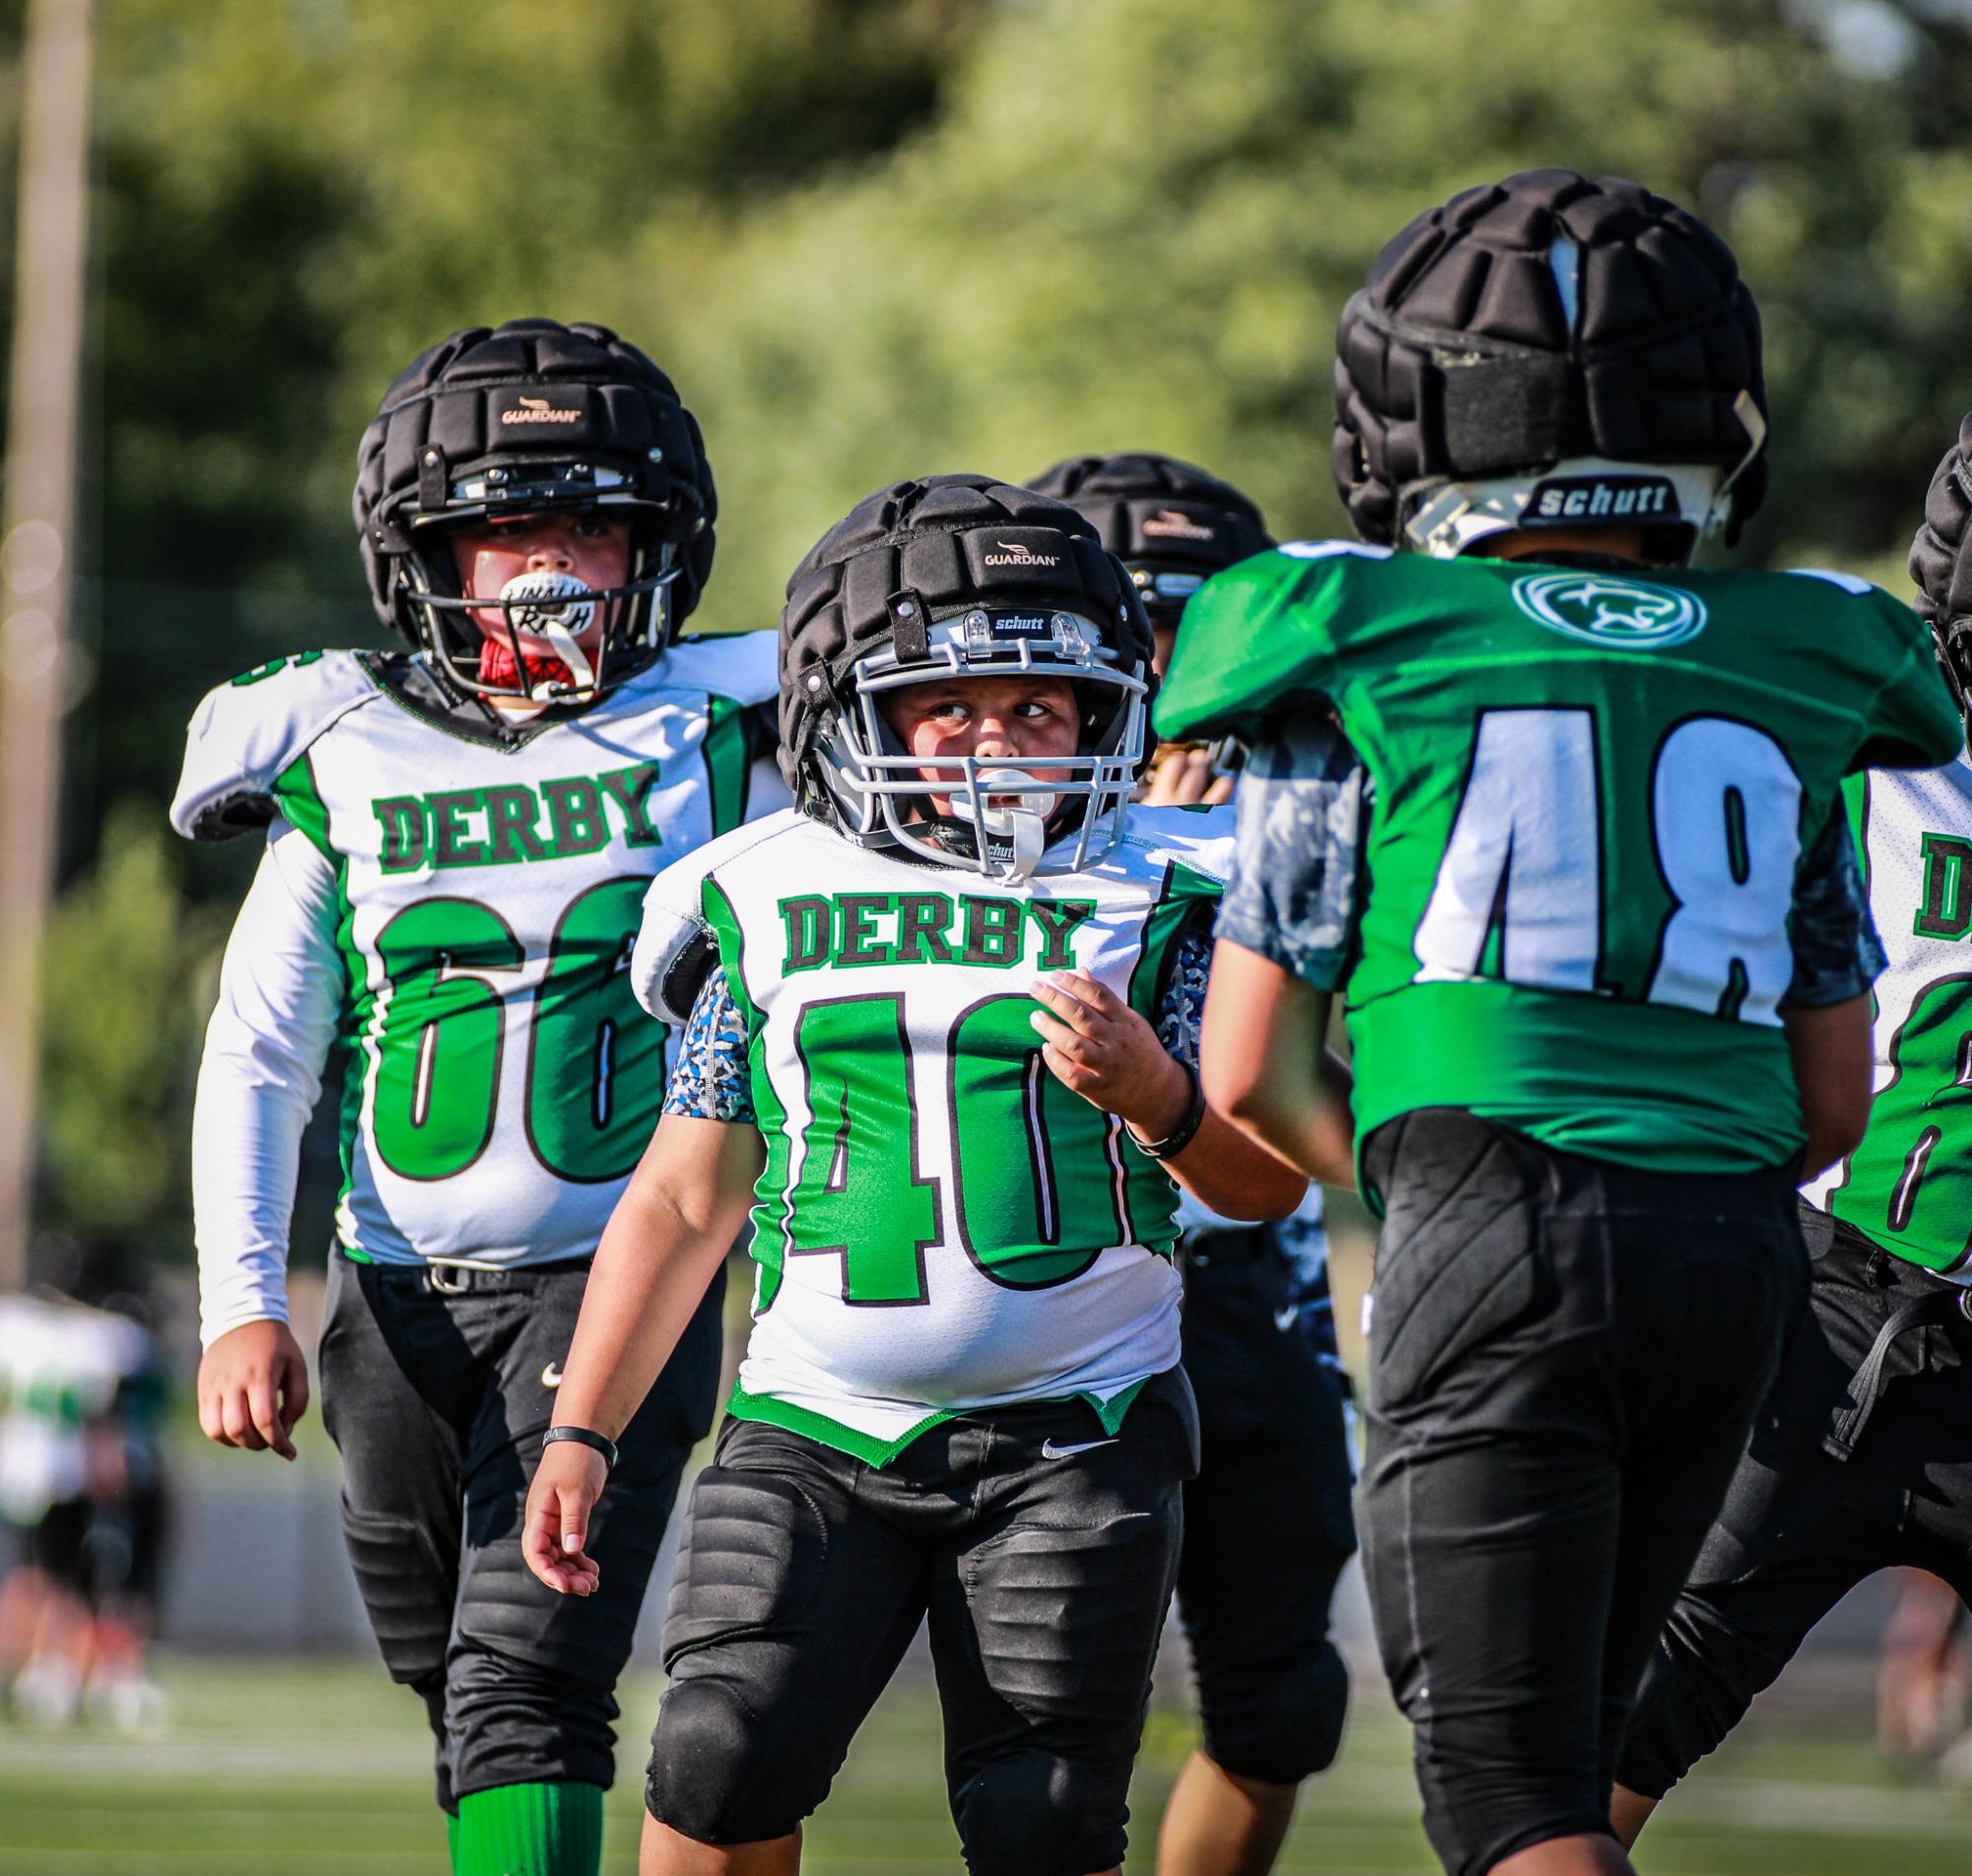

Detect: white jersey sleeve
[632,809,802,1025]
[191,819,344,1344]
[659,629,780,707]
[170,650,376,842]
[1118,803,1238,886]
[660,629,791,825]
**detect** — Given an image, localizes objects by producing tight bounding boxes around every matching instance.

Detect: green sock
[446,1812,461,1866]
[452,1781,604,1876]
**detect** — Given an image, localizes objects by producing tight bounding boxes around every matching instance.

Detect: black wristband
[1131,1061,1208,1161]
[542,1424,618,1472]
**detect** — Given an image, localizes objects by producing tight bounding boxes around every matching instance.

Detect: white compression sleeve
[190,819,345,1346]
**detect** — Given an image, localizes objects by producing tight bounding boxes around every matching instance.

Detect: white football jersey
[0,1298,152,1521]
[175,637,783,1340]
[634,805,1231,1458]
[1804,756,1972,1280]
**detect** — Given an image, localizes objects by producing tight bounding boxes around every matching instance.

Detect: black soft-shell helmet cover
[352,319,715,693]
[778,475,1156,874]
[1027,451,1273,622]
[1911,411,1972,729]
[1334,169,1767,550]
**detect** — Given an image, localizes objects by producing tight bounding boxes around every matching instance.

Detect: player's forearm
[192,1043,310,1340]
[1162,1108,1310,1219]
[553,1118,758,1440]
[1198,943,1357,1188]
[1216,1046,1356,1191]
[1784,991,1873,1179]
[553,1193,725,1441]
[193,828,344,1344]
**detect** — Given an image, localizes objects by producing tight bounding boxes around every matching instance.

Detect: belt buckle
[426,1262,472,1296]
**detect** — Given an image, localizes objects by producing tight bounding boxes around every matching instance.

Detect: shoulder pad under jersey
[1158,546,1395,743]
[1781,567,1878,597]
[170,650,378,842]
[652,629,781,708]
[1275,539,1395,564]
[632,809,804,1025]
[1119,802,1235,894]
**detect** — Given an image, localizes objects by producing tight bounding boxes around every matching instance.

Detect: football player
[0,1281,167,1732]
[522,475,1308,1876]
[1030,451,1356,1876]
[1608,414,1972,1846]
[171,320,782,1876]
[1155,171,1962,1876]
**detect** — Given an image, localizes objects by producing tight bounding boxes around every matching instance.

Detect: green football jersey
[1157,542,1962,1176]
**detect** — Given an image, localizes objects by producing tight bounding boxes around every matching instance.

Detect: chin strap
[1712,391,1768,516]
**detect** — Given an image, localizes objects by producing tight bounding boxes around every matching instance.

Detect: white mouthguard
[497,570,598,699]
[961,768,1056,879]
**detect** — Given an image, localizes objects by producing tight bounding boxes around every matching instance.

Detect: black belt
[1822,1281,1972,1462]
[357,1253,592,1295]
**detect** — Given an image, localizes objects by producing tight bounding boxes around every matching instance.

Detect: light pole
[0,0,94,1290]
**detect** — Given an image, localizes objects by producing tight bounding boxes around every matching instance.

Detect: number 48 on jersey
[1415,708,1802,1025]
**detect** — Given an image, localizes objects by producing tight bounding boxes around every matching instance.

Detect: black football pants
[1176,1227,1356,1785]
[1618,1206,1972,1799]
[1355,1109,1804,1876]
[318,1248,723,1809]
[645,1368,1199,1875]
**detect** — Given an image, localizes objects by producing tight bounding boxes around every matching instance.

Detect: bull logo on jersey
[1510,571,1707,651]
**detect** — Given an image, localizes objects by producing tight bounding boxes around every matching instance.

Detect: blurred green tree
[31,0,1972,1252]
[37,800,223,1245]
[646,0,1972,622]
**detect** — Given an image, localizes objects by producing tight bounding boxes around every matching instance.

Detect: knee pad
[952,1749,1131,1876]
[645,1676,815,1845]
[1200,1639,1350,1785]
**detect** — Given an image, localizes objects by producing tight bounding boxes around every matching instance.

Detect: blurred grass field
[2,1651,1970,1874]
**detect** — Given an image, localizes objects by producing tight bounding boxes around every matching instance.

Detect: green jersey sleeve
[1155,543,1392,741]
[1854,588,1961,771]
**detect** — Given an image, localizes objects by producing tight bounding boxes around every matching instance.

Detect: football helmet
[1333,169,1768,563]
[1026,450,1273,629]
[780,475,1155,879]
[1910,412,1972,737]
[352,319,715,704]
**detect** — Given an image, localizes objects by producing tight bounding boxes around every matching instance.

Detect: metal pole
[0,0,94,1290]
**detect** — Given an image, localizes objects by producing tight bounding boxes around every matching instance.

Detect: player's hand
[197,1318,310,1461]
[522,1441,606,1597]
[1139,744,1233,808]
[1029,972,1191,1136]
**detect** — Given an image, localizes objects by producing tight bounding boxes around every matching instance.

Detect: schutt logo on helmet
[1526,473,1677,524]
